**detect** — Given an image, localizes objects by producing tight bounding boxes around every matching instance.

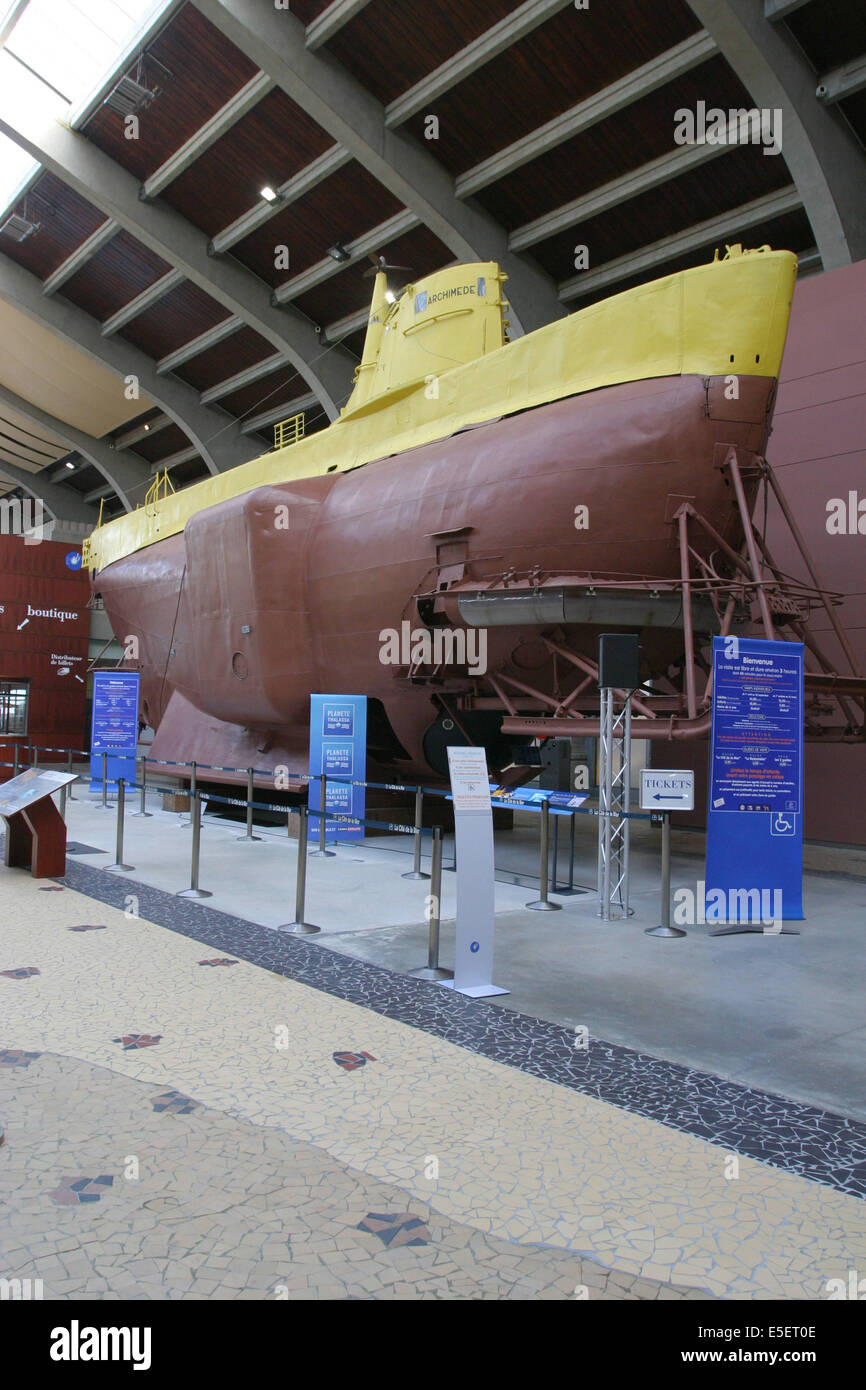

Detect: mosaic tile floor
[60,857,866,1199]
[1,1052,690,1301]
[0,858,864,1300]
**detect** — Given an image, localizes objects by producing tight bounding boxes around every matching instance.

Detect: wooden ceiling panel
[474,57,764,230]
[340,328,367,360]
[83,2,259,181]
[106,407,163,444]
[163,89,334,237]
[529,143,794,284]
[59,231,172,323]
[324,0,519,106]
[216,365,307,420]
[786,0,866,75]
[0,299,150,436]
[290,1,333,24]
[129,422,190,463]
[0,407,66,470]
[0,173,106,281]
[570,209,815,311]
[116,280,231,358]
[230,161,403,287]
[171,326,276,390]
[169,457,210,488]
[291,225,453,330]
[62,463,102,494]
[399,0,701,173]
[839,91,866,150]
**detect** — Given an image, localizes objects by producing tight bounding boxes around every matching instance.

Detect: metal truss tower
[597,687,632,921]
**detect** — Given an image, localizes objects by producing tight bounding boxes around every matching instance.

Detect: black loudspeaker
[598,633,640,689]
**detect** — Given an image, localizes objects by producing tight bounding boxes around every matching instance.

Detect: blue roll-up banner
[308,694,367,842]
[705,636,804,923]
[90,671,140,793]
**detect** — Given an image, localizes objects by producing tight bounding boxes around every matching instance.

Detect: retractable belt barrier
[3,746,657,959]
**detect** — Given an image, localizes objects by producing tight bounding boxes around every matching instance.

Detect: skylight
[0,0,174,216]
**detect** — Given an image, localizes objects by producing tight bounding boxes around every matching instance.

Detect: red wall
[0,534,90,778]
[653,258,866,846]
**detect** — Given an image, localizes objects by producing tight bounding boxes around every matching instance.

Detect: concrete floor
[59,777,866,1122]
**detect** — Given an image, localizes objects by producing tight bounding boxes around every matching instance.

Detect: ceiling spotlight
[143,423,150,431]
[326,242,351,263]
[385,290,396,304]
[260,185,279,203]
[65,460,75,470]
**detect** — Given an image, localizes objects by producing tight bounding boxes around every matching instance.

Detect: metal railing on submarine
[0,743,654,978]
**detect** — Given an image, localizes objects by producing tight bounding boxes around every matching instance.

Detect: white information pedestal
[442,746,508,998]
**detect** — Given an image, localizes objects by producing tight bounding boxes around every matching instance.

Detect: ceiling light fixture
[260,185,279,203]
[0,210,38,241]
[326,242,351,263]
[65,460,75,470]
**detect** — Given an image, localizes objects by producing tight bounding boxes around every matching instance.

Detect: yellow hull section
[84,247,797,574]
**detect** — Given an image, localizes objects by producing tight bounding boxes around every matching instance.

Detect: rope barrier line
[0,747,651,821]
[0,759,651,818]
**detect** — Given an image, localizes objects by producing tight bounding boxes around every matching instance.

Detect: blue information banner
[705,636,804,922]
[309,694,367,841]
[90,671,140,793]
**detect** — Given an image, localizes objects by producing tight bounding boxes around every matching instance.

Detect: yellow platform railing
[144,468,176,517]
[274,412,305,450]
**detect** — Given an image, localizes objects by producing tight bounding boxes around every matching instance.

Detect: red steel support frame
[489,452,865,743]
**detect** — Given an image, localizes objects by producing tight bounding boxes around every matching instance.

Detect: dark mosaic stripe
[47,857,866,1200]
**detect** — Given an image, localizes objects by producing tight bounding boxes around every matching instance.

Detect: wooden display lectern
[0,769,77,878]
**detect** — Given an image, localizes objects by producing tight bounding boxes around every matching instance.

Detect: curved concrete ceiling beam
[0,381,150,512]
[0,254,262,476]
[687,0,866,267]
[0,457,97,524]
[0,111,356,418]
[190,0,567,335]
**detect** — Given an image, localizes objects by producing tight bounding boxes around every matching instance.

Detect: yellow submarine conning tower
[343,262,510,416]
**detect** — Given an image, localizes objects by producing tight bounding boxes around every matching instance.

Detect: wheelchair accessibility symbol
[770,812,797,837]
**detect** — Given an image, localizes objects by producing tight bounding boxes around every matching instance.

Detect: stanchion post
[32,745,38,768]
[59,778,68,822]
[182,761,197,828]
[526,801,562,911]
[13,744,19,777]
[106,779,134,871]
[309,773,335,857]
[645,811,686,938]
[402,785,430,880]
[66,748,77,800]
[98,751,109,808]
[236,766,262,841]
[177,791,212,899]
[568,812,576,892]
[278,805,320,933]
[132,755,152,817]
[409,828,453,980]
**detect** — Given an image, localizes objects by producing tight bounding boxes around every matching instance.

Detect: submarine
[83,244,810,785]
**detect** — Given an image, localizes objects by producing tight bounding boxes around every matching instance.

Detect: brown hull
[93,372,777,782]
